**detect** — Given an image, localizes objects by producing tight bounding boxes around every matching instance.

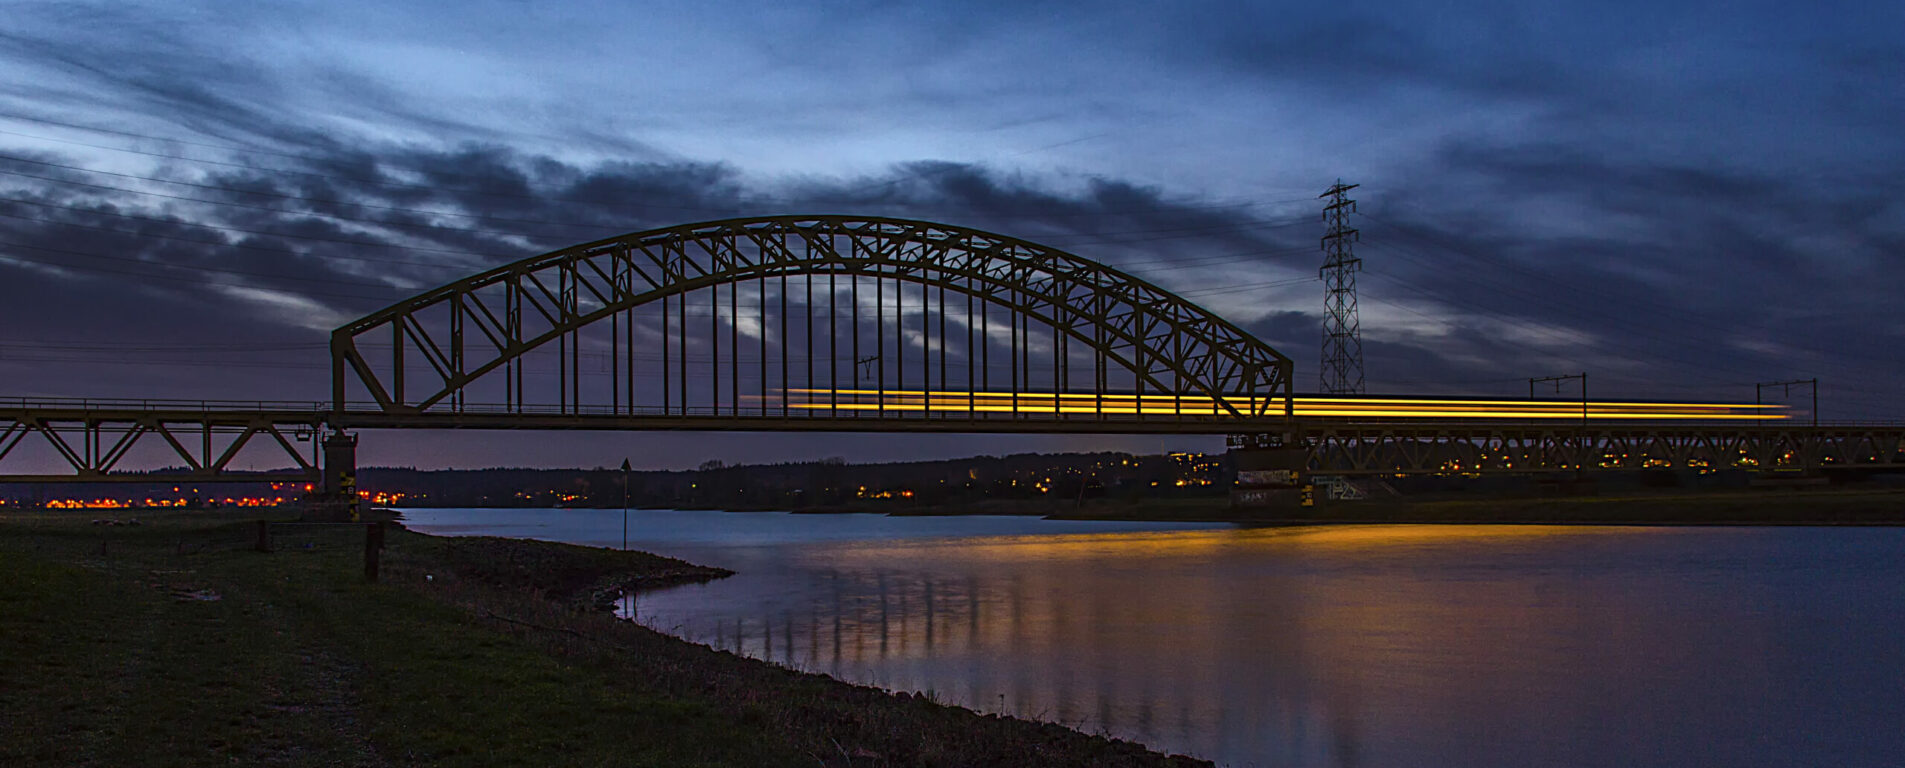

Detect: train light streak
[778,389,1786,421]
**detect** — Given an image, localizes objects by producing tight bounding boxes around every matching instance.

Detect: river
[398,507,1905,768]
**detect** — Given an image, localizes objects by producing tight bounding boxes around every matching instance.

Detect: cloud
[0,126,1323,414]
[5,101,1900,417]
[0,0,1901,467]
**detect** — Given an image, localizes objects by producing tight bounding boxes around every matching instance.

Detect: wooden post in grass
[364,522,384,582]
[255,520,271,553]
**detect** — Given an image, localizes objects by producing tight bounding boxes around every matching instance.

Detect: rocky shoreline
[395,529,736,610]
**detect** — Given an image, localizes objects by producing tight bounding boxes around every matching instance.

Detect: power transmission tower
[1319,180,1364,394]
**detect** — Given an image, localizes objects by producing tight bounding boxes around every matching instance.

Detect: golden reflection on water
[824,523,1634,564]
[629,524,1892,767]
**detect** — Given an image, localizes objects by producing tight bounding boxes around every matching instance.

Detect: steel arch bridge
[330,215,1296,432]
[5,215,1902,488]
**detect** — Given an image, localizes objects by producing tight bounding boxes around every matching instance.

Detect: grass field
[0,509,1207,767]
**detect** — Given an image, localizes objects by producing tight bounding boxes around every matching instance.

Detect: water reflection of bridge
[623,526,1612,765]
[623,531,1386,761]
[624,523,1871,766]
[627,564,1208,745]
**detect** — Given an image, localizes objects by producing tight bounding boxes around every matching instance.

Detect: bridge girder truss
[332,216,1295,425]
[0,405,326,483]
[1292,424,1905,475]
[6,407,1901,484]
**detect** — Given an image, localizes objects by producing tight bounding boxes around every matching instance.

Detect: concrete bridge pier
[1229,433,1311,510]
[323,431,358,495]
[306,431,361,521]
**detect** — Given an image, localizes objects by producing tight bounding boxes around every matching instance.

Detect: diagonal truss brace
[333,215,1296,420]
[0,407,326,483]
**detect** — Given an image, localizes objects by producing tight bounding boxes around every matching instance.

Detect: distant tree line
[355,451,1233,509]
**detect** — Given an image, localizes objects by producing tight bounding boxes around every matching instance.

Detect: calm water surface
[399,507,1905,768]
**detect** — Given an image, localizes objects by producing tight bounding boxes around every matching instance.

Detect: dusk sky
[2,0,1901,470]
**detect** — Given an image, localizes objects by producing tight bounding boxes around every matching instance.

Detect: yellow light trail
[771,389,1788,420]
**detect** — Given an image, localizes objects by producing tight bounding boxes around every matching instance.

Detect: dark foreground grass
[0,509,1209,767]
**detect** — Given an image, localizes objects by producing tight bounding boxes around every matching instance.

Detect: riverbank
[0,508,1209,767]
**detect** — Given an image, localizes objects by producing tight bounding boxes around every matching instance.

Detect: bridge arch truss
[331,216,1294,432]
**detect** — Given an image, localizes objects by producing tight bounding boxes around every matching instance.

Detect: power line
[0,340,328,352]
[0,230,1296,314]
[0,110,1321,218]
[1359,267,1726,380]
[1360,212,1761,336]
[0,189,1321,298]
[0,193,522,261]
[0,239,404,298]
[1176,276,1317,299]
[0,160,589,241]
[0,159,1312,256]
[1357,232,1773,371]
[0,206,485,269]
[1370,211,1902,369]
[5,202,1877,406]
[1360,212,1898,367]
[1028,216,1310,246]
[1121,244,1318,276]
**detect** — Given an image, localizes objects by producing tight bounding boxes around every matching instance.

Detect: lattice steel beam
[0,406,325,483]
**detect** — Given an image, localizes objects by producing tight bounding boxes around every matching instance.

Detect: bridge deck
[5,399,1901,481]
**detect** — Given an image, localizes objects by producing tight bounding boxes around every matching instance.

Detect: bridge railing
[11,396,1901,431]
[324,401,1905,427]
[329,400,1276,424]
[0,397,331,414]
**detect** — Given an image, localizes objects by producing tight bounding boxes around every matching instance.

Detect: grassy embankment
[0,508,1208,767]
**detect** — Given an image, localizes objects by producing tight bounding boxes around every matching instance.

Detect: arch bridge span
[330,215,1295,433]
[4,216,1903,487]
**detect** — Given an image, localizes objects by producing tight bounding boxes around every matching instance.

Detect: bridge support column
[309,431,361,521]
[1229,433,1311,511]
[323,431,358,496]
